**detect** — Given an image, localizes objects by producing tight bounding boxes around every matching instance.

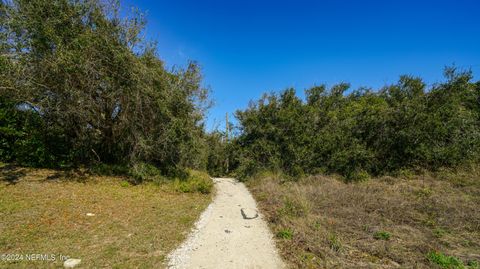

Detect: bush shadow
[0,165,27,185]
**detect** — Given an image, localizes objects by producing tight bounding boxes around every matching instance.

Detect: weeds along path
[168,178,285,269]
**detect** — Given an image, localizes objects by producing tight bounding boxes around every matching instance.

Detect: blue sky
[122,0,480,131]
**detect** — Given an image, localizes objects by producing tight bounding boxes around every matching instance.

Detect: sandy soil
[167,178,285,269]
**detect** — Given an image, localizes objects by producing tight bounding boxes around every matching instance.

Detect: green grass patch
[119,180,130,187]
[373,231,391,240]
[427,251,466,269]
[0,168,212,268]
[277,228,294,240]
[174,170,213,194]
[328,233,343,252]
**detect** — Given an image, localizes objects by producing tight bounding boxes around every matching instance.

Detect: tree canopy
[1,0,210,177]
[1,0,479,181]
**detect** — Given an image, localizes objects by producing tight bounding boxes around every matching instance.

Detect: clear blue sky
[122,0,480,131]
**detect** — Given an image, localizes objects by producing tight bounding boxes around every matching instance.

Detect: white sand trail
[168,178,285,269]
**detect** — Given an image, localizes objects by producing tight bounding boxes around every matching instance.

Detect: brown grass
[0,166,212,268]
[248,170,480,268]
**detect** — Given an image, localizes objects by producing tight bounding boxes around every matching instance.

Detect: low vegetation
[248,170,480,268]
[0,166,212,268]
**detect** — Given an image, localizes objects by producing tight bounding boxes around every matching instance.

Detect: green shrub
[129,163,163,183]
[328,233,343,252]
[346,169,370,182]
[433,227,449,238]
[467,261,479,269]
[233,69,480,179]
[415,187,433,198]
[373,231,391,240]
[175,170,213,194]
[427,251,465,269]
[91,164,129,176]
[277,228,293,239]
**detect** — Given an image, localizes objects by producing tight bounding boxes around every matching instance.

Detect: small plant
[348,169,370,181]
[300,252,318,267]
[373,231,391,240]
[277,228,293,239]
[433,227,449,238]
[467,260,479,269]
[313,220,322,230]
[397,168,415,179]
[423,215,438,228]
[279,196,310,218]
[328,233,343,252]
[120,181,130,187]
[415,187,433,198]
[427,251,465,269]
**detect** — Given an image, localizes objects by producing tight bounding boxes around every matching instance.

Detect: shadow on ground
[0,165,27,185]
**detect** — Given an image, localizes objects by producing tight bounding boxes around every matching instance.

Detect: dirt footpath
[168,178,285,269]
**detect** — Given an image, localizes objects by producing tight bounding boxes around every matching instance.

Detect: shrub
[128,163,164,183]
[427,251,465,269]
[277,228,293,240]
[120,181,130,187]
[233,69,480,179]
[467,261,479,269]
[175,170,213,194]
[346,169,370,182]
[91,164,129,176]
[328,233,343,252]
[373,231,391,240]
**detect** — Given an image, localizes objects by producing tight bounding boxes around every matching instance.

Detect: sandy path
[167,178,285,269]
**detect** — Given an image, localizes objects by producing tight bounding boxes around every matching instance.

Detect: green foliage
[119,181,130,188]
[467,261,479,269]
[279,196,310,218]
[373,231,391,240]
[205,131,229,176]
[204,124,241,177]
[0,96,67,167]
[276,228,293,240]
[328,233,343,252]
[90,163,129,176]
[2,0,479,183]
[174,170,213,194]
[433,227,449,238]
[128,162,164,183]
[234,69,480,180]
[0,0,211,177]
[427,251,466,269]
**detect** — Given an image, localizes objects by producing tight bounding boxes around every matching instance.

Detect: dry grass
[0,166,212,268]
[248,170,480,268]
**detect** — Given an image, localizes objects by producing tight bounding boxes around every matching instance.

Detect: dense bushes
[234,68,480,180]
[205,129,240,176]
[0,0,211,176]
[2,1,479,182]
